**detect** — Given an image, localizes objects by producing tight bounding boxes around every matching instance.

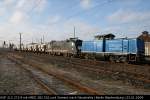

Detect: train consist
[13,33,149,63]
[21,38,82,57]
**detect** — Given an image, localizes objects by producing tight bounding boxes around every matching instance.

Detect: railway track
[24,52,150,78]
[54,58,150,87]
[15,52,150,88]
[64,59,150,84]
[7,56,57,95]
[7,53,104,95]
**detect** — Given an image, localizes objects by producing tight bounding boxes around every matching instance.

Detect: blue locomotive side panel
[105,39,122,52]
[122,40,128,53]
[105,39,129,53]
[81,40,104,53]
[81,38,145,61]
[81,41,96,53]
[128,39,137,54]
[128,39,145,54]
[95,40,104,52]
[137,39,145,55]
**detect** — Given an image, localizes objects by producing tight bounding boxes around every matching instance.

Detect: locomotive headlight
[72,42,74,46]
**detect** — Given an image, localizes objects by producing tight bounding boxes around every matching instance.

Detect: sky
[0,0,150,45]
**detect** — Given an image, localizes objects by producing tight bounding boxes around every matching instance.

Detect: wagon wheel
[84,54,89,59]
[119,56,127,63]
[64,53,68,57]
[91,55,96,60]
[109,56,115,62]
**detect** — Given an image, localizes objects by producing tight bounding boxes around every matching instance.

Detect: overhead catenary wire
[48,0,113,26]
[21,0,149,42]
[17,0,42,44]
[27,0,42,15]
[42,0,114,40]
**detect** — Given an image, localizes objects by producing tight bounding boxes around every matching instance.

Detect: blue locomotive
[80,34,145,62]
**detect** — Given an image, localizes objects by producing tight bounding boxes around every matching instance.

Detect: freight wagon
[38,43,46,52]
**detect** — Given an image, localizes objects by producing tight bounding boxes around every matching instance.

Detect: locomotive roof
[94,33,115,40]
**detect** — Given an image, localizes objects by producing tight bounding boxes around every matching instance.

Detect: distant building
[94,33,115,40]
[138,31,150,42]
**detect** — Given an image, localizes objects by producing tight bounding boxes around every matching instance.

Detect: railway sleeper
[8,54,104,95]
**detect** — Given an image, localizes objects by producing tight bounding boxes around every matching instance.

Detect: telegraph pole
[41,38,42,44]
[74,26,76,38]
[19,33,22,51]
[43,35,44,43]
[32,38,33,43]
